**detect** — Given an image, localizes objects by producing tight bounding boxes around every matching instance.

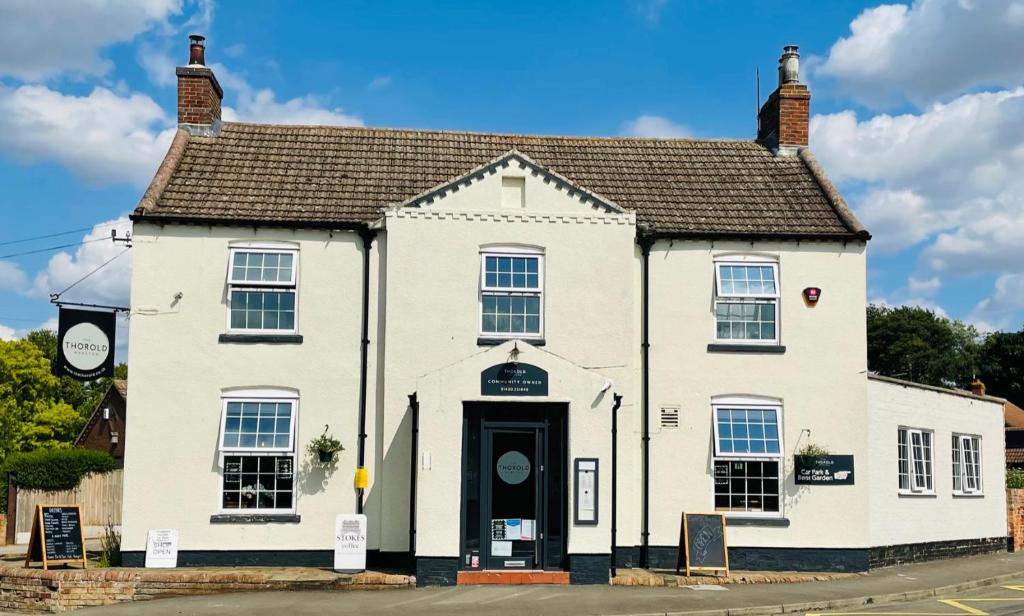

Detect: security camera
[600,380,613,393]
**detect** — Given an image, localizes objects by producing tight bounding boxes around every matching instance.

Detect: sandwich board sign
[675,512,729,576]
[25,504,87,570]
[334,514,367,572]
[145,529,179,568]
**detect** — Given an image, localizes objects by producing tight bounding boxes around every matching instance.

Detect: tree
[978,331,1024,408]
[0,339,83,460]
[866,305,980,388]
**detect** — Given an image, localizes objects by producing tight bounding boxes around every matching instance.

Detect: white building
[120,38,1007,584]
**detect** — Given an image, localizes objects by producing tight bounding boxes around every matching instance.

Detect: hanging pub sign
[481,362,548,396]
[55,308,116,380]
[795,454,855,485]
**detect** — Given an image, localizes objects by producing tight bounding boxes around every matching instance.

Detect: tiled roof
[134,123,868,238]
[1008,448,1024,465]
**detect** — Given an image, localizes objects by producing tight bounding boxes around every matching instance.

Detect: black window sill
[210,514,301,524]
[953,493,985,499]
[477,337,546,347]
[725,516,790,527]
[898,492,937,498]
[219,334,303,344]
[707,344,786,354]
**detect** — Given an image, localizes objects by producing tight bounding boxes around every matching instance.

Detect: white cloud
[633,0,668,24]
[0,85,176,186]
[32,217,133,308]
[818,0,1024,107]
[811,88,1024,270]
[213,63,363,126]
[970,273,1024,331]
[368,76,393,90]
[0,324,15,341]
[0,261,27,291]
[908,276,941,296]
[0,0,182,81]
[621,114,690,138]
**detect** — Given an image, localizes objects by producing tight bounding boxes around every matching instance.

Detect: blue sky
[1,0,1022,346]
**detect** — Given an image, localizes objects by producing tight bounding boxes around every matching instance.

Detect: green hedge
[0,449,117,513]
[1009,468,1024,489]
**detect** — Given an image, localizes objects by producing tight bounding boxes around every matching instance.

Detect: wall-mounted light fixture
[102,407,111,420]
[110,431,119,444]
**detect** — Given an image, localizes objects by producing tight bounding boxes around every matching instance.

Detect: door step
[457,570,570,585]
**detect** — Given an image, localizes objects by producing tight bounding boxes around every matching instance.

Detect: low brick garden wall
[0,565,413,613]
[1008,488,1024,551]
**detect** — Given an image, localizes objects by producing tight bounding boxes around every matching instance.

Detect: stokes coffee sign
[55,308,116,380]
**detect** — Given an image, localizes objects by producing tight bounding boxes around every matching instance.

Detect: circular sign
[62,322,110,371]
[496,451,531,485]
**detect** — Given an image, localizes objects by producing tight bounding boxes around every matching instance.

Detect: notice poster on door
[505,519,522,540]
[492,540,513,556]
[491,519,507,540]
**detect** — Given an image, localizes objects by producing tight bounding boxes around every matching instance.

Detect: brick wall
[757,84,810,148]
[175,67,222,126]
[0,566,412,613]
[1008,488,1024,550]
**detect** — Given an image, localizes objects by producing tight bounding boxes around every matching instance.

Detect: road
[809,581,1024,616]
[74,578,1024,616]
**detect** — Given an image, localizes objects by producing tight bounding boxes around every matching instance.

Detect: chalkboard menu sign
[25,504,87,570]
[675,513,728,576]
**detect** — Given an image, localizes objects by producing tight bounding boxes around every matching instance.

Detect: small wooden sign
[675,512,728,576]
[25,504,87,570]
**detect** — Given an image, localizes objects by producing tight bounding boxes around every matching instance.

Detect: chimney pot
[779,45,800,86]
[971,379,986,397]
[188,34,206,66]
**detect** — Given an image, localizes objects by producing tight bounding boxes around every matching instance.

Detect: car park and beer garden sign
[55,308,116,380]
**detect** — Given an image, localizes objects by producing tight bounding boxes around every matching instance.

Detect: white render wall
[645,239,872,549]
[122,224,373,553]
[867,377,1006,547]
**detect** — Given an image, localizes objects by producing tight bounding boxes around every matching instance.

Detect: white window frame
[225,245,299,335]
[953,433,983,496]
[711,396,784,518]
[898,427,934,495]
[478,247,545,340]
[217,389,298,514]
[713,256,780,346]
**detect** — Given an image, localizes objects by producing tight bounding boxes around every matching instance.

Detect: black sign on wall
[55,308,116,380]
[481,363,548,396]
[795,455,855,485]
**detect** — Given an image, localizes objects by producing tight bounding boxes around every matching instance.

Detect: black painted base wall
[869,537,1005,569]
[416,557,459,587]
[122,549,412,570]
[568,554,611,584]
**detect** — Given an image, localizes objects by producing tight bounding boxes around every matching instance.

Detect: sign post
[334,514,367,572]
[25,504,87,570]
[675,512,728,577]
[145,529,180,568]
[794,455,855,485]
[55,308,116,380]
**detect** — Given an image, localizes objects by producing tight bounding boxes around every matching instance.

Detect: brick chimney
[757,45,809,156]
[176,35,223,136]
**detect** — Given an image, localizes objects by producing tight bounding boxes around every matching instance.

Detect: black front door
[460,403,567,572]
[484,426,542,569]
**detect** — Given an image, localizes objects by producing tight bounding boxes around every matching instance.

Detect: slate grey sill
[218,334,304,344]
[898,492,937,498]
[477,337,546,347]
[952,493,985,499]
[725,516,790,527]
[209,514,301,524]
[707,344,786,354]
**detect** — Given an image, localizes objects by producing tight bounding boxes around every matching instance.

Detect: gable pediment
[393,150,626,216]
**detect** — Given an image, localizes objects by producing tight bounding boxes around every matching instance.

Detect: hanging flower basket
[308,426,344,466]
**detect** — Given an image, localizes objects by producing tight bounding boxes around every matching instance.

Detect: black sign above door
[55,308,116,380]
[795,455,855,485]
[481,363,548,396]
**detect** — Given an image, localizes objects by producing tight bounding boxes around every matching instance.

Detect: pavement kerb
[643,568,1024,616]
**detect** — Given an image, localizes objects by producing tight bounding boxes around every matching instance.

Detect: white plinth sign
[145,529,179,568]
[334,514,367,572]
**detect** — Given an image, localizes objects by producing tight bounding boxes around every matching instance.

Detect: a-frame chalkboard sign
[25,504,87,570]
[675,512,729,577]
